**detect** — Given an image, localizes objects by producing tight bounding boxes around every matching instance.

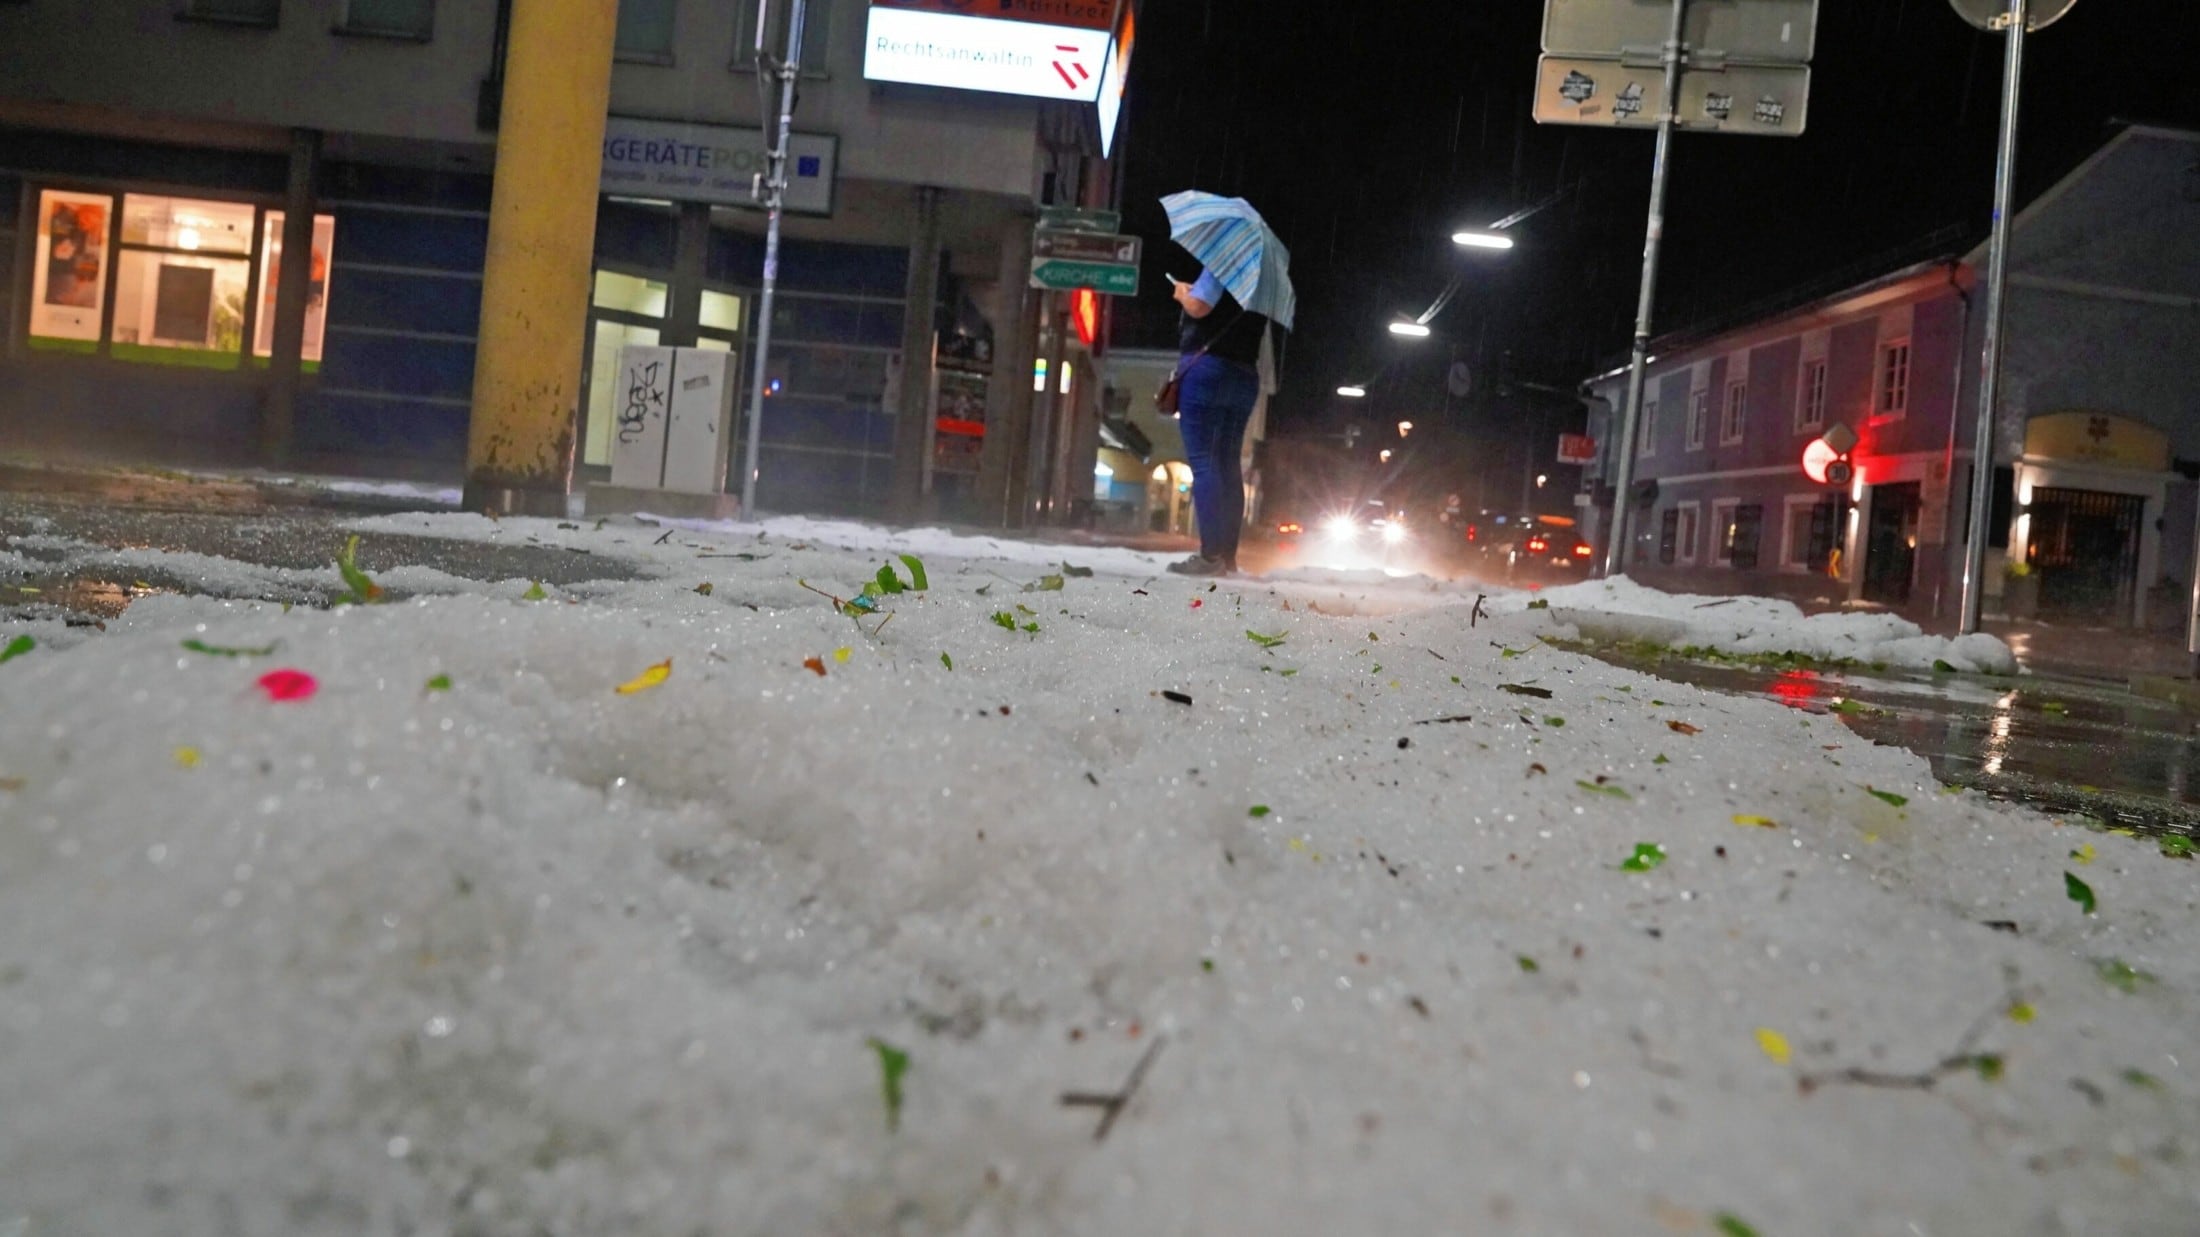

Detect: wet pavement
[0,487,647,624]
[1579,648,2200,838]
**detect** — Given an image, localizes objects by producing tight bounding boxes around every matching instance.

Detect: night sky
[1112,0,2200,452]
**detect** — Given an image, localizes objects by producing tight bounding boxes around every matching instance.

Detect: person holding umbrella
[1160,192,1295,577]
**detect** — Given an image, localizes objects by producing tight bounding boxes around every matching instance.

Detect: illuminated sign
[600,117,837,215]
[1070,287,1099,346]
[863,5,1110,101]
[1094,4,1133,157]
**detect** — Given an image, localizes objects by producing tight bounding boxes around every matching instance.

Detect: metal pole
[740,0,806,518]
[1958,0,2026,633]
[1599,0,1687,578]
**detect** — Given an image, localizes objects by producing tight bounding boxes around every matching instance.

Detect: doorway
[1863,481,1921,605]
[2028,486,2144,622]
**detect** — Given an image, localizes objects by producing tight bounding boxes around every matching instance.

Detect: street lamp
[1397,420,1413,438]
[1451,230,1514,251]
[1388,321,1431,338]
[1337,385,1367,398]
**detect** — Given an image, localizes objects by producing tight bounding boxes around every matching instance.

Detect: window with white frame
[1777,490,1830,567]
[1797,357,1828,432]
[1675,502,1699,564]
[1637,399,1658,457]
[1720,380,1747,445]
[1877,339,1911,417]
[1711,499,1740,566]
[1685,387,1709,450]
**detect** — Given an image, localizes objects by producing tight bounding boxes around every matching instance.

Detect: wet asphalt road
[1577,650,2200,838]
[0,479,645,623]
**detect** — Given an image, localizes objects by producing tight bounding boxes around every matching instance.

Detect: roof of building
[1584,122,2200,387]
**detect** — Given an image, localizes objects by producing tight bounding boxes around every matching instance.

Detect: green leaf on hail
[1864,785,1908,808]
[1618,842,1667,872]
[898,554,930,591]
[867,1037,909,1133]
[2065,871,2097,915]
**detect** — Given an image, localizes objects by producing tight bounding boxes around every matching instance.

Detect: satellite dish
[1446,361,1474,398]
[1946,0,2080,33]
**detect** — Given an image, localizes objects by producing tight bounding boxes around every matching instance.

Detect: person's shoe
[1166,554,1230,577]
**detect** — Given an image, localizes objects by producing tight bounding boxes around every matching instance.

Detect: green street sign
[1030,257,1139,295]
[1038,206,1121,234]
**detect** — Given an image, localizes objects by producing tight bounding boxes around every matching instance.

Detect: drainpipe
[1935,259,1973,622]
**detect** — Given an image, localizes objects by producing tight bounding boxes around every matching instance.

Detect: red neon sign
[1069,287,1100,347]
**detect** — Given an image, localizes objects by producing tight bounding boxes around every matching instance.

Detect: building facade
[1578,126,2200,630]
[1,0,1136,522]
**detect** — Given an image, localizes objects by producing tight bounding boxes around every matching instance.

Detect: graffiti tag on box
[620,361,666,445]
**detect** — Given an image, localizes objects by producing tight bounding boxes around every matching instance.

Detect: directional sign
[1543,0,1819,63]
[1534,55,1811,136]
[1031,257,1139,296]
[1038,206,1121,234]
[1035,230,1141,265]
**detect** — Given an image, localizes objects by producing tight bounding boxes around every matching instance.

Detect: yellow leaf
[833,647,853,663]
[1755,1027,1792,1066]
[2069,843,2096,866]
[174,746,201,769]
[1732,814,1779,829]
[614,658,673,695]
[2007,1001,2036,1024]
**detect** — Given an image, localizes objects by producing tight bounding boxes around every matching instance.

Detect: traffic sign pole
[1600,0,1687,579]
[1959,0,2028,634]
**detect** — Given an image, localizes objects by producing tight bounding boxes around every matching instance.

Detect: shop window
[27,190,111,353]
[1658,509,1680,564]
[699,289,742,334]
[252,211,337,364]
[734,0,834,74]
[593,269,670,317]
[616,0,676,63]
[338,0,432,38]
[111,195,256,368]
[23,188,334,371]
[178,0,280,26]
[1636,400,1657,458]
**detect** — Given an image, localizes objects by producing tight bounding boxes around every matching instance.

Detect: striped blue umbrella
[1160,190,1296,330]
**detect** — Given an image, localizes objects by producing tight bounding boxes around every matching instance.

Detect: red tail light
[1277,521,1302,535]
[1466,525,1478,541]
[1573,542,1592,557]
[1527,535,1549,553]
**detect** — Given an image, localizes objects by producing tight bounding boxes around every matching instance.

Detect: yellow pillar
[463,0,620,516]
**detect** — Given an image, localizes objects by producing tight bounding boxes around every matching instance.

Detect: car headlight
[1381,521,1407,544]
[1324,515,1358,540]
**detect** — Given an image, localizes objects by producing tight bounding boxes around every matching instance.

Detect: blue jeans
[1177,355,1260,562]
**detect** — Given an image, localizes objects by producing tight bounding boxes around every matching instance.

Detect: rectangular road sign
[1037,206,1122,234]
[1533,55,1810,136]
[1542,0,1818,63]
[1034,230,1142,264]
[1030,257,1139,295]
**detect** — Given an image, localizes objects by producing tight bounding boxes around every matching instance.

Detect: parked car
[1461,511,1593,576]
